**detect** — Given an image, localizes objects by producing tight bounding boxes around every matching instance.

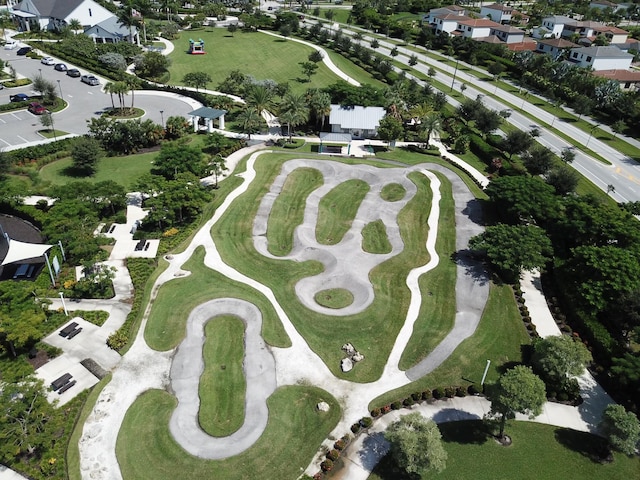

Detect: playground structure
[188,38,206,54]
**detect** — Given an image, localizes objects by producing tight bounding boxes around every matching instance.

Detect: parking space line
[10,112,22,120]
[0,139,10,146]
[0,117,6,124]
[17,135,29,142]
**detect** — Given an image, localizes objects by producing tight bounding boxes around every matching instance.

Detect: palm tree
[112,81,129,111]
[279,92,308,141]
[307,90,331,129]
[68,18,83,34]
[246,85,275,116]
[236,107,262,139]
[117,0,140,44]
[125,76,140,112]
[420,112,442,147]
[105,82,116,109]
[134,0,153,44]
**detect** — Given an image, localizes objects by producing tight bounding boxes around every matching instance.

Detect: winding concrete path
[78,147,488,479]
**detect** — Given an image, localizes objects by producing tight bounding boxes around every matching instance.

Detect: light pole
[160,110,164,128]
[585,124,599,149]
[57,79,63,101]
[59,291,68,316]
[450,58,459,91]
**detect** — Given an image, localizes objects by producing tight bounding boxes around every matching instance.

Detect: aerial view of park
[1,1,640,480]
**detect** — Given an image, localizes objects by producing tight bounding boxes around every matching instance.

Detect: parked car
[81,75,100,86]
[9,93,29,102]
[66,68,81,77]
[27,102,48,115]
[54,63,68,72]
[41,56,56,65]
[16,46,31,55]
[0,83,4,90]
[4,40,18,50]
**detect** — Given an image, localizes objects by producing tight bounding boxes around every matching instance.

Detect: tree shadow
[358,431,390,471]
[554,428,610,463]
[432,408,482,425]
[440,419,490,445]
[61,165,93,178]
[452,251,490,287]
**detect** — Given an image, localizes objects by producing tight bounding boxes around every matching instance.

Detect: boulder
[317,401,330,412]
[341,357,353,372]
[352,352,364,362]
[342,343,356,355]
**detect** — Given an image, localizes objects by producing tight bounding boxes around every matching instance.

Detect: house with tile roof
[593,69,640,91]
[592,25,629,44]
[568,45,633,70]
[489,23,526,44]
[536,38,580,58]
[456,18,501,39]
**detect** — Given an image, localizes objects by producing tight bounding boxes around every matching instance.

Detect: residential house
[593,69,640,91]
[589,0,625,12]
[568,45,633,70]
[329,105,386,139]
[537,15,575,38]
[536,38,580,59]
[480,3,513,24]
[489,24,525,44]
[10,0,113,32]
[433,13,470,35]
[422,5,465,26]
[562,20,601,40]
[592,25,629,44]
[456,18,500,39]
[84,16,138,44]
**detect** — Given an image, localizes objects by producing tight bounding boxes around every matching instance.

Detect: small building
[489,24,526,44]
[433,13,469,35]
[568,45,633,71]
[593,69,640,91]
[0,214,52,282]
[85,16,138,44]
[591,25,629,44]
[539,15,576,38]
[456,18,500,39]
[329,105,386,139]
[10,0,113,32]
[480,3,513,24]
[422,5,466,26]
[187,107,226,132]
[589,0,625,11]
[536,38,580,59]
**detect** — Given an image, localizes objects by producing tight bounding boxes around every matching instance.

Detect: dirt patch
[27,350,50,370]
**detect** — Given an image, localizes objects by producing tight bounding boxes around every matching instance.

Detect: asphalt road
[1,46,198,150]
[304,17,640,203]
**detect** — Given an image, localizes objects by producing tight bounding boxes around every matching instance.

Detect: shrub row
[6,137,75,166]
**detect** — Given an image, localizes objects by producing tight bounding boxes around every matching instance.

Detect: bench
[51,373,72,391]
[67,327,83,339]
[57,380,76,394]
[59,322,79,337]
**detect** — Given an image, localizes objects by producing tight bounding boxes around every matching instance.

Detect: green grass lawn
[199,315,246,437]
[380,183,406,201]
[371,282,529,409]
[315,178,369,245]
[168,29,350,95]
[144,246,291,351]
[39,151,156,190]
[369,421,640,480]
[361,219,392,254]
[212,153,436,382]
[116,386,341,480]
[267,166,323,257]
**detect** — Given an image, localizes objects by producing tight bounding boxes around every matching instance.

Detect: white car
[41,56,56,65]
[3,40,18,50]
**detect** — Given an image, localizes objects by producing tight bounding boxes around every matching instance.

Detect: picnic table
[67,327,83,339]
[51,373,72,391]
[59,322,79,337]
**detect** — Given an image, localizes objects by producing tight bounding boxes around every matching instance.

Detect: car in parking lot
[41,56,56,65]
[27,102,48,115]
[66,68,81,77]
[16,46,31,55]
[54,63,68,71]
[4,40,18,50]
[9,93,29,102]
[81,75,100,86]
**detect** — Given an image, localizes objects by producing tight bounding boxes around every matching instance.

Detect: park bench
[51,373,72,391]
[67,327,83,340]
[59,322,79,337]
[57,380,76,394]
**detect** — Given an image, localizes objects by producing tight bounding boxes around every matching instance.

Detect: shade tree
[599,404,640,456]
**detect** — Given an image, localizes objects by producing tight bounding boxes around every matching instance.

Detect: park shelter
[187,107,227,132]
[329,105,386,139]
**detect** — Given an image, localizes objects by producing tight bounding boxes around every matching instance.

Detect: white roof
[1,238,53,266]
[329,105,386,130]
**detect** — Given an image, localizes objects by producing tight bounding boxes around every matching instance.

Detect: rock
[352,352,364,362]
[317,401,330,412]
[342,343,355,355]
[341,357,353,372]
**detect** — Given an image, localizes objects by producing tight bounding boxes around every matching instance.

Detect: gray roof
[14,0,84,19]
[542,15,577,25]
[329,105,386,130]
[319,132,352,142]
[571,45,633,58]
[188,107,227,119]
[86,15,137,37]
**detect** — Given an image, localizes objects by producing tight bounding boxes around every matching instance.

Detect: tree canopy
[532,335,592,385]
[599,404,640,456]
[385,412,447,477]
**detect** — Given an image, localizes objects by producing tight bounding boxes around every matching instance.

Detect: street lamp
[585,124,599,149]
[57,79,63,101]
[450,58,459,92]
[59,292,68,316]
[160,110,164,128]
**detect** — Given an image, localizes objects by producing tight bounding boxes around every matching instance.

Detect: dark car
[54,63,68,72]
[16,46,31,55]
[27,102,48,115]
[66,68,81,77]
[81,75,100,86]
[10,93,29,102]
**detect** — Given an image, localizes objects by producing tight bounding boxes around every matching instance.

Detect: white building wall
[591,56,633,71]
[65,0,113,27]
[541,20,564,38]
